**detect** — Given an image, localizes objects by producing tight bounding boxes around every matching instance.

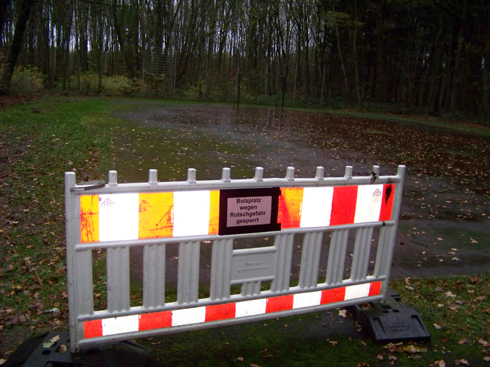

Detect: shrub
[103,75,135,96]
[68,73,141,96]
[9,66,45,95]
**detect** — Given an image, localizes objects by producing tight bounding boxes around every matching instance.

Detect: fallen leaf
[470,276,480,284]
[434,360,446,367]
[444,291,456,298]
[433,323,442,330]
[377,354,384,360]
[455,359,469,366]
[338,309,347,318]
[479,339,489,347]
[457,338,467,345]
[237,357,244,362]
[43,341,54,348]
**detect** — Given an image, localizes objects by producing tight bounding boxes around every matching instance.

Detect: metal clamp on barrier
[65,165,406,352]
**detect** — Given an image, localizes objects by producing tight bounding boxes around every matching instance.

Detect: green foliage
[8,66,45,95]
[68,72,141,96]
[73,72,100,95]
[103,75,136,96]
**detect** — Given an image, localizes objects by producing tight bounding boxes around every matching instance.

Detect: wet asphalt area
[110,102,490,281]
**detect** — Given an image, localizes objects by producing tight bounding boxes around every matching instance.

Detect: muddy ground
[110,102,490,282]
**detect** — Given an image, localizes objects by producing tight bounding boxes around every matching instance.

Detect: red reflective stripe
[139,311,172,331]
[82,282,383,337]
[84,319,103,338]
[379,184,395,221]
[321,287,346,304]
[266,294,294,313]
[330,186,358,226]
[368,281,382,296]
[205,303,236,322]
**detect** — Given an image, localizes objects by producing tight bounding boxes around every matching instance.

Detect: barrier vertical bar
[350,227,374,281]
[271,234,294,292]
[107,247,131,312]
[374,165,406,296]
[326,229,349,285]
[241,281,261,296]
[299,232,323,288]
[143,244,166,308]
[65,173,81,352]
[177,241,200,304]
[210,239,233,300]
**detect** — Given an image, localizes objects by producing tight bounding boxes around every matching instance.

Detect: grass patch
[0,97,489,366]
[0,96,114,355]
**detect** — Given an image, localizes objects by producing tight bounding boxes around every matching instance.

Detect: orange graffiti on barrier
[138,192,174,239]
[278,187,304,229]
[208,190,220,235]
[80,195,99,243]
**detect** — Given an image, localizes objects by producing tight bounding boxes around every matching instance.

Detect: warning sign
[227,196,272,227]
[219,188,281,235]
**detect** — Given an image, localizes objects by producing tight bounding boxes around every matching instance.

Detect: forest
[0,0,489,123]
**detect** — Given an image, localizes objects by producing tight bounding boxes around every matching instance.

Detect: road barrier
[65,165,405,352]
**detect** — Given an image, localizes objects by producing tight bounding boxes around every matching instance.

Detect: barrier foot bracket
[4,330,154,367]
[350,288,431,344]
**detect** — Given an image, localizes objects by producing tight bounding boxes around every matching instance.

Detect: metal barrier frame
[65,165,405,352]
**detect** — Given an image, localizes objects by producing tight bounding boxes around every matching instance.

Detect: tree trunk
[0,0,11,47]
[333,2,349,99]
[483,36,490,125]
[0,0,32,95]
[112,0,134,78]
[353,0,363,109]
[431,17,445,115]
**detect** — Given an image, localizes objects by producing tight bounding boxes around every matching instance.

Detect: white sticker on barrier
[354,185,383,223]
[99,194,139,242]
[173,191,211,237]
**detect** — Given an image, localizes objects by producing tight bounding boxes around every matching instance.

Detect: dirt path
[111,102,490,280]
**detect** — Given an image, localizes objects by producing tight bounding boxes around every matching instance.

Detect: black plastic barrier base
[351,289,431,344]
[4,331,153,367]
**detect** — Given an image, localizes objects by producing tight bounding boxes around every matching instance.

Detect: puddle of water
[108,101,490,279]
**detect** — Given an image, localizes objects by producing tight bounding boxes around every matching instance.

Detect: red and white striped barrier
[80,184,395,243]
[84,281,382,338]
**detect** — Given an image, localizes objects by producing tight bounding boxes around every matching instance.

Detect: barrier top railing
[65,165,405,352]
